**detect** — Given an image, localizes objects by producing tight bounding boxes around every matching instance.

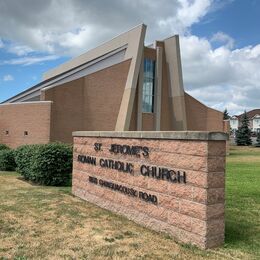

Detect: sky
[0,0,259,115]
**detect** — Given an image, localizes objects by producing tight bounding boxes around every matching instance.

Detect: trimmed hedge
[0,144,10,151]
[15,143,73,186]
[0,149,16,171]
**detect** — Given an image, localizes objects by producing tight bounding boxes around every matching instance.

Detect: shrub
[32,143,73,185]
[14,143,72,186]
[0,144,10,151]
[14,144,40,180]
[0,149,16,171]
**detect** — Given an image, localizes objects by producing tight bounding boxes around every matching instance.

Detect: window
[142,58,155,113]
[5,130,9,135]
[24,131,28,136]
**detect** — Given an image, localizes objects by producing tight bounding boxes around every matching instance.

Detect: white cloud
[3,74,14,81]
[7,44,34,56]
[211,31,234,49]
[1,55,59,66]
[180,35,260,115]
[157,0,211,36]
[0,0,258,114]
[0,0,213,56]
[0,39,3,48]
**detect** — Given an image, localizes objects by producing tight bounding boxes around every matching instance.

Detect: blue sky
[0,53,68,101]
[192,0,259,48]
[0,0,259,115]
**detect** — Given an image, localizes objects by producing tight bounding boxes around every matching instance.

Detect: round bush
[14,143,72,186]
[31,143,72,186]
[0,149,16,171]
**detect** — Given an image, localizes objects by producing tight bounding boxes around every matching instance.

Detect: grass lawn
[0,146,259,259]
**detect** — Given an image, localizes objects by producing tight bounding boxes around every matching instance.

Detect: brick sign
[72,131,228,249]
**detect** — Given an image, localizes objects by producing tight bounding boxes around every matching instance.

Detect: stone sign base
[72,131,228,249]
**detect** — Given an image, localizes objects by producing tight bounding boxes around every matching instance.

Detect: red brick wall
[72,133,226,249]
[0,102,51,148]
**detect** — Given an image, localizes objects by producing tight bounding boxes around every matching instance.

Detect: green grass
[0,146,259,259]
[225,146,260,258]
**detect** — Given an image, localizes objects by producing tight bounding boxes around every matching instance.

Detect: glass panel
[142,58,155,112]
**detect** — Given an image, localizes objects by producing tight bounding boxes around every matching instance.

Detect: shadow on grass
[225,221,248,245]
[225,216,259,255]
[0,171,19,176]
[16,176,72,188]
[17,176,72,197]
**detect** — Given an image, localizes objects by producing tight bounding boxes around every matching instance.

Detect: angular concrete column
[154,47,163,131]
[115,25,146,131]
[137,55,144,130]
[164,35,187,130]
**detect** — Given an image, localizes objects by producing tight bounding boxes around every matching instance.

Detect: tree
[256,131,260,147]
[235,111,252,146]
[223,108,230,120]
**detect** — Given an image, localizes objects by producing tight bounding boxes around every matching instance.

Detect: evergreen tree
[223,108,230,120]
[235,111,252,146]
[256,131,260,147]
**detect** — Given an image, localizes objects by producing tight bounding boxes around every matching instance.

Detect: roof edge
[43,23,147,80]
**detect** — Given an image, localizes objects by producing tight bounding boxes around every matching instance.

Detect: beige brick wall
[185,93,224,131]
[72,133,226,249]
[43,60,131,143]
[0,102,51,148]
[142,113,155,130]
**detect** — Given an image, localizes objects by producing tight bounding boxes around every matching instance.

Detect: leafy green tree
[223,108,230,120]
[235,111,252,146]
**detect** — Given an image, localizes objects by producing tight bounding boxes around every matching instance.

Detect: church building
[0,24,224,148]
